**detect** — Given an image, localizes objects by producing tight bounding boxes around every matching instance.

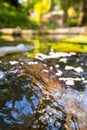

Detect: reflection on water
[0,36,87,130]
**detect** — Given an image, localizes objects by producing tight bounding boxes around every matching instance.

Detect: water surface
[0,35,87,130]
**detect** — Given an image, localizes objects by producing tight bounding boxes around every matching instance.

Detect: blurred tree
[3,0,19,7]
[60,0,87,26]
[9,0,19,7]
[59,0,69,27]
[78,0,87,25]
[28,0,38,9]
[29,0,51,23]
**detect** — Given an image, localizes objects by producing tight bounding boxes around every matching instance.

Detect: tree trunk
[62,0,69,27]
[5,0,19,7]
[78,0,87,26]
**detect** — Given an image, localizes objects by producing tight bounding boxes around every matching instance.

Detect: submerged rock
[19,63,87,130]
[0,62,87,130]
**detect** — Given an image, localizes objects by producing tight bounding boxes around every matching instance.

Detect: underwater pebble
[0,71,5,80]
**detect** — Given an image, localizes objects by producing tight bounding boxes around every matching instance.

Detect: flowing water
[0,35,87,130]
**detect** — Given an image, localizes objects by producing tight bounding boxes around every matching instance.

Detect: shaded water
[0,36,87,130]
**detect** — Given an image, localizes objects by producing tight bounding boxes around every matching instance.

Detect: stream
[0,35,87,130]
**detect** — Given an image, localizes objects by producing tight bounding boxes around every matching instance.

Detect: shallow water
[0,36,87,130]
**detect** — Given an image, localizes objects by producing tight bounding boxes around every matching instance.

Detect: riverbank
[0,27,87,36]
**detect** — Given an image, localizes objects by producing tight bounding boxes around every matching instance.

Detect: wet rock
[19,63,87,130]
[0,71,6,83]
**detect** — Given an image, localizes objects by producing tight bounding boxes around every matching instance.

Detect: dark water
[0,36,87,130]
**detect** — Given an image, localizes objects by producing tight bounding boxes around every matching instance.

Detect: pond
[0,35,87,130]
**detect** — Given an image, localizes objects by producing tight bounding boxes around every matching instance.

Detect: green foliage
[69,0,81,6]
[28,0,38,9]
[41,21,59,30]
[68,18,78,27]
[0,9,38,29]
[0,0,86,29]
[0,2,39,29]
[59,0,81,9]
[47,23,59,30]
